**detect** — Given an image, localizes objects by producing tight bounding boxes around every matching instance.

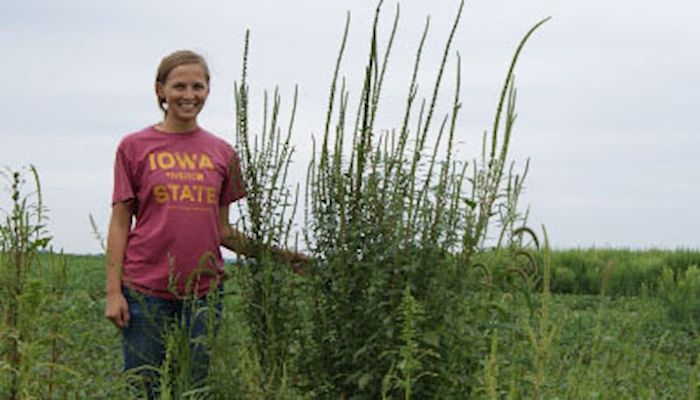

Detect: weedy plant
[299,1,548,396]
[227,0,549,396]
[0,166,70,399]
[234,30,308,395]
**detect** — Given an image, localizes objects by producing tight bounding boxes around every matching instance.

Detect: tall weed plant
[0,167,76,399]
[233,1,549,397]
[234,31,310,394]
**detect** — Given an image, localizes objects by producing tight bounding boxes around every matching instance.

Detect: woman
[104,50,306,397]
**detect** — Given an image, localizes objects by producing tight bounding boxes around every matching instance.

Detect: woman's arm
[104,200,133,328]
[218,206,309,268]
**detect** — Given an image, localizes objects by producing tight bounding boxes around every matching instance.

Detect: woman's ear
[155,82,165,103]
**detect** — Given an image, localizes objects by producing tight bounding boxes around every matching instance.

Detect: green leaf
[463,198,477,209]
[358,372,373,389]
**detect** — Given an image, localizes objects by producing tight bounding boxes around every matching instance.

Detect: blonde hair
[155,50,210,114]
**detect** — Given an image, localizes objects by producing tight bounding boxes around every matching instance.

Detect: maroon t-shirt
[112,125,245,299]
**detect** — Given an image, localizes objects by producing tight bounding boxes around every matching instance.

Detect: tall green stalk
[0,166,51,399]
[234,31,305,393]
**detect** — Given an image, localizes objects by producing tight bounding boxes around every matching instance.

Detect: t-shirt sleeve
[112,143,135,205]
[220,147,246,206]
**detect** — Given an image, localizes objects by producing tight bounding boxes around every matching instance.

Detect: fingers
[106,309,123,328]
[291,263,305,276]
[106,311,122,328]
[292,252,311,265]
[288,252,311,276]
[105,294,130,328]
[121,304,130,327]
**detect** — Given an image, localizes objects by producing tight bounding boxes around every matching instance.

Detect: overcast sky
[1,0,698,254]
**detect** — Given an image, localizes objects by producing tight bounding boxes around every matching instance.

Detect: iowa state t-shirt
[112,125,245,299]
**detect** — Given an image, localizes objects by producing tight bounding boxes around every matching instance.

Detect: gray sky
[2,0,698,254]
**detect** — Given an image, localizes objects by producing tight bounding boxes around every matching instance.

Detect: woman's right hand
[104,201,133,329]
[105,292,130,328]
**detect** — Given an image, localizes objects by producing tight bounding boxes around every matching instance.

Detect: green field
[3,6,699,398]
[2,251,700,398]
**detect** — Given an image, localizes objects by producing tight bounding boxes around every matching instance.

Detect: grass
[2,253,699,398]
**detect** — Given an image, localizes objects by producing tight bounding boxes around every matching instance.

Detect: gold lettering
[199,154,214,170]
[193,185,205,202]
[153,183,220,205]
[154,185,169,203]
[180,185,195,202]
[150,151,215,172]
[158,152,176,169]
[166,171,200,181]
[175,152,196,170]
[167,183,180,199]
[206,187,217,204]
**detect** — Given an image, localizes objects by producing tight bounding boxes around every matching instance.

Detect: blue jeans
[121,286,223,399]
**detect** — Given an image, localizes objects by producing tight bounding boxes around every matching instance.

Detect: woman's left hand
[288,251,311,275]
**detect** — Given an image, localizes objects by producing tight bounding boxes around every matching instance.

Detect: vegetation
[1,251,699,398]
[2,2,698,399]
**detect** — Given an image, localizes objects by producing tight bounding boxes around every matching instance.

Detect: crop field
[3,3,699,398]
[2,251,700,398]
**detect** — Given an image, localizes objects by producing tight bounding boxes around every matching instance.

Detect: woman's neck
[156,118,198,133]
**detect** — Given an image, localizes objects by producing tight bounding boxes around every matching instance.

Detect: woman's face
[156,63,209,126]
